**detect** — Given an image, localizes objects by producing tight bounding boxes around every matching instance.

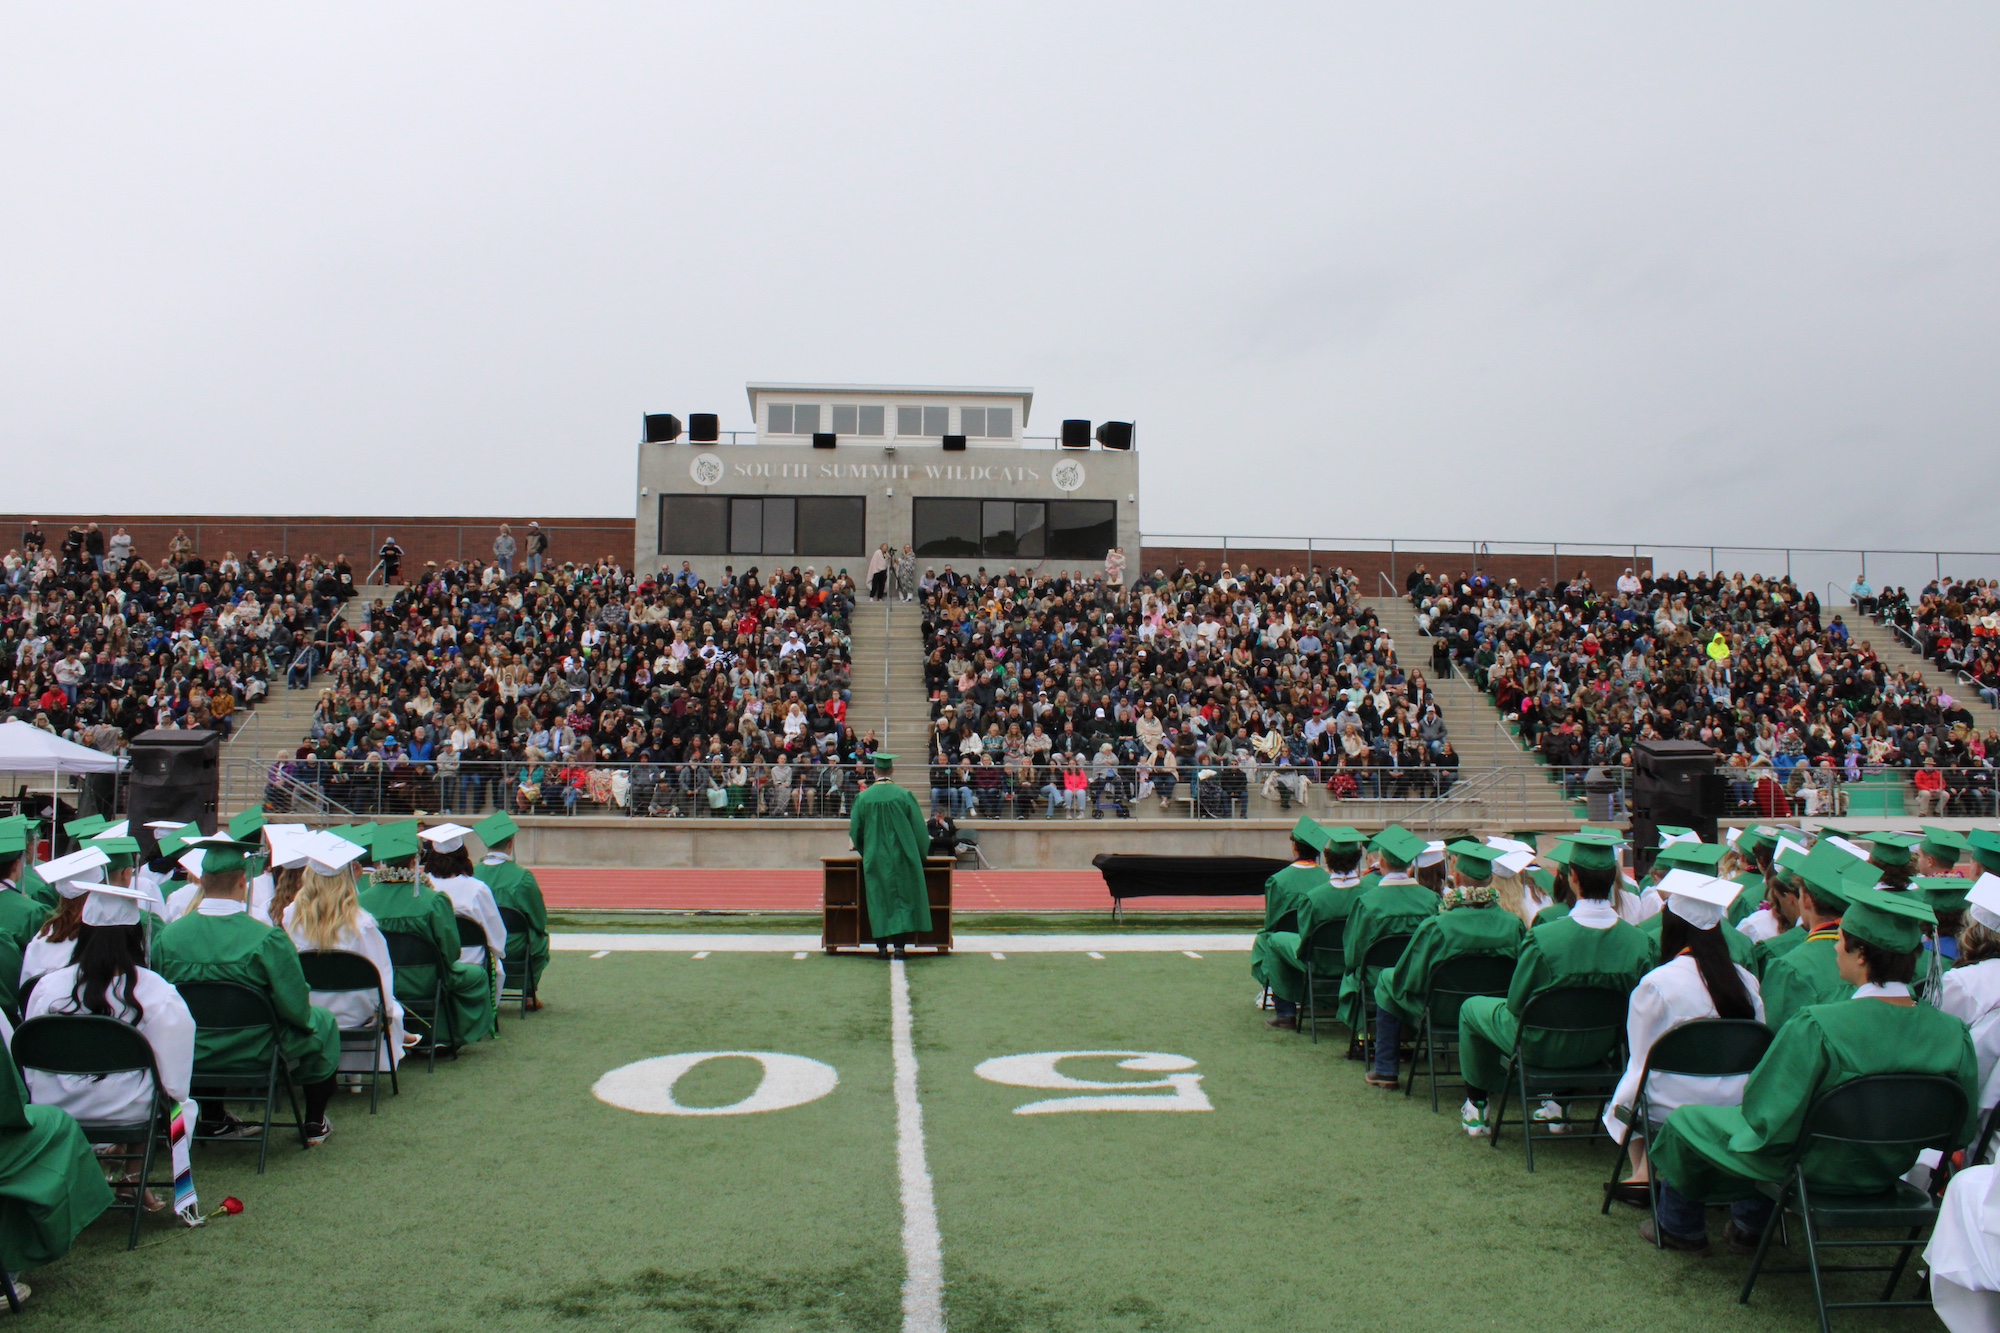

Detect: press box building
[634,384,1140,585]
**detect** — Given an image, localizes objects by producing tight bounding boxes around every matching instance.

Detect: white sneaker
[1460,1100,1491,1138]
[1534,1099,1573,1133]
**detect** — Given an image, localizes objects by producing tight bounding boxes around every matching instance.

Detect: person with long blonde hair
[284,837,408,1072]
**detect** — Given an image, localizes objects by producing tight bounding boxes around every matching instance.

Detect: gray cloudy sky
[4,5,1996,558]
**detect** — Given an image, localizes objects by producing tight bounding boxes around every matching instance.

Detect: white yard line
[551,932,1254,954]
[1183,951,1204,959]
[989,952,1006,960]
[1086,951,1105,960]
[589,950,610,959]
[692,951,710,959]
[890,960,946,1333]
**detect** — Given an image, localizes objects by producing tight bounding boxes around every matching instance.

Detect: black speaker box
[812,432,836,450]
[1095,421,1133,450]
[688,413,721,443]
[643,413,682,443]
[941,434,967,452]
[1060,419,1091,448]
[128,729,221,847]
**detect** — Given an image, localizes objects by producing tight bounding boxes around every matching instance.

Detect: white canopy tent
[0,720,125,774]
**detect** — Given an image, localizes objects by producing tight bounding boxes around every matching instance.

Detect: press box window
[660,495,864,556]
[912,499,1114,561]
[897,405,951,437]
[830,404,885,436]
[767,403,820,434]
[959,407,1013,438]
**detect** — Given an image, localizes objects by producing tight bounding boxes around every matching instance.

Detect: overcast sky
[4,5,1996,560]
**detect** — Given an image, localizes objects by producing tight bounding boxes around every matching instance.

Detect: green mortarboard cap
[229,806,267,839]
[1320,825,1368,848]
[371,824,420,864]
[1369,824,1428,867]
[474,811,519,846]
[1734,826,1777,857]
[1861,831,1920,867]
[1968,829,2000,874]
[1795,843,1865,907]
[873,754,898,771]
[1526,867,1555,893]
[0,830,24,858]
[1840,886,1934,953]
[83,835,141,870]
[156,827,192,858]
[0,814,41,836]
[194,838,263,877]
[1913,877,1972,915]
[63,815,108,841]
[1922,826,1970,866]
[1657,841,1728,871]
[1509,831,1542,850]
[1554,829,1622,873]
[1289,817,1331,853]
[1446,839,1504,877]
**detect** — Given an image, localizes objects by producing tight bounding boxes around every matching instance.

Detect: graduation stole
[1805,918,1843,945]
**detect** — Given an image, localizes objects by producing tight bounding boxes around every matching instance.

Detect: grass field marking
[591,1051,839,1116]
[975,1051,1214,1115]
[589,950,610,959]
[889,959,946,1333]
[1183,951,1203,959]
[989,952,1006,960]
[1086,951,1105,960]
[793,951,809,960]
[693,950,710,959]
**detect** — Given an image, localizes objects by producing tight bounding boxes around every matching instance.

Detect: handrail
[1377,571,1397,597]
[881,584,895,749]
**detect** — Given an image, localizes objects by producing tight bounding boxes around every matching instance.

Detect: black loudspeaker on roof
[643,414,682,443]
[1095,421,1134,450]
[1060,419,1091,448]
[688,414,720,443]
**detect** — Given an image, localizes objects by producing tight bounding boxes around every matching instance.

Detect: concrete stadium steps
[847,598,932,755]
[1858,620,2000,736]
[1360,597,1581,825]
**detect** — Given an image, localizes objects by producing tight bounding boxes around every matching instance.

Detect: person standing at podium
[848,755,931,959]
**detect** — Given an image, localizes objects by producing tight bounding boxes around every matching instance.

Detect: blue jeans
[1372,1012,1401,1078]
[1657,1183,1773,1241]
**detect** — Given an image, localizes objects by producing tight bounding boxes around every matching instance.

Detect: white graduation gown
[162,876,274,926]
[286,911,407,1072]
[430,874,507,969]
[1934,958,2000,1116]
[18,933,76,994]
[23,966,195,1124]
[1736,907,1784,945]
[1627,884,1666,924]
[1602,954,1766,1139]
[1925,1165,2000,1329]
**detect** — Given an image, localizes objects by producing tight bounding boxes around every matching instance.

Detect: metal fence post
[1552,542,1558,587]
[1390,540,1397,590]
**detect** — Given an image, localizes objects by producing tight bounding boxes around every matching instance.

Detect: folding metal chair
[176,981,308,1174]
[1488,984,1630,1171]
[1406,953,1517,1111]
[297,950,400,1112]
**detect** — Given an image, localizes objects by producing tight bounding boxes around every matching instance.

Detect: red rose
[220,1197,244,1216]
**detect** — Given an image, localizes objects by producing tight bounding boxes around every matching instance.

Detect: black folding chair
[176,981,308,1174]
[1488,984,1630,1171]
[383,930,456,1071]
[1406,953,1517,1111]
[497,906,538,1017]
[1740,1073,1969,1333]
[456,916,499,1038]
[12,1015,174,1248]
[298,950,400,1113]
[1353,933,1413,1070]
[1296,915,1347,1044]
[1254,908,1298,1012]
[1600,1018,1774,1240]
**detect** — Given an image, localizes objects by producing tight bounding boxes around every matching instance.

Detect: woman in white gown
[1932,876,2000,1128]
[283,834,408,1073]
[417,825,507,973]
[23,881,195,1212]
[1602,870,1766,1200]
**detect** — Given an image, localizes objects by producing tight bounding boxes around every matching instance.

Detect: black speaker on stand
[688,414,721,443]
[1060,419,1092,448]
[1095,421,1134,450]
[1630,739,1722,876]
[127,730,221,852]
[643,414,683,443]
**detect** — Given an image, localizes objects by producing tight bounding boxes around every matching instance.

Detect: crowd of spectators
[2,521,345,755]
[1874,577,2000,712]
[919,559,1457,819]
[275,557,863,818]
[1411,563,2000,818]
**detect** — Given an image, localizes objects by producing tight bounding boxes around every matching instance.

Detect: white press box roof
[746,383,1034,424]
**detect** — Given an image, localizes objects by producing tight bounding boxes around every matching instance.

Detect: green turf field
[26,943,1939,1331]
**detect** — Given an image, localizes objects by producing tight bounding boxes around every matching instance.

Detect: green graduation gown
[475,855,550,991]
[1375,905,1526,1029]
[1532,902,1572,927]
[15,867,57,914]
[152,903,342,1084]
[1250,863,1329,1000]
[358,877,496,1046]
[1652,995,1979,1203]
[1636,910,1757,969]
[1759,926,1852,1031]
[1457,905,1653,1097]
[1258,875,1366,1005]
[1726,872,1766,928]
[0,884,49,1014]
[1750,923,1808,979]
[1337,876,1438,1029]
[848,779,932,939]
[0,1044,112,1273]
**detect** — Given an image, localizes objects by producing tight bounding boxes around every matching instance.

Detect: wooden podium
[821,856,954,954]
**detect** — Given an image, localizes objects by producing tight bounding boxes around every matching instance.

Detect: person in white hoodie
[284,833,409,1075]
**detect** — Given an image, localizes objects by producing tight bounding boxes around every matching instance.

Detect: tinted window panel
[797,497,865,556]
[660,496,728,555]
[858,405,885,436]
[729,498,763,555]
[1046,500,1117,559]
[764,497,796,555]
[913,498,981,559]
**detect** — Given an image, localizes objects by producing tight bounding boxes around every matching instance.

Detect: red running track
[534,867,1257,914]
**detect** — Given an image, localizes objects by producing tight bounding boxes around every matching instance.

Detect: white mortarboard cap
[177,848,207,878]
[1416,840,1447,869]
[1725,827,1742,846]
[98,820,129,838]
[1774,837,1811,870]
[1658,869,1739,930]
[419,823,475,854]
[263,822,309,844]
[1659,829,1701,849]
[38,847,110,897]
[144,820,191,831]
[1493,850,1536,877]
[81,880,149,927]
[267,828,316,871]
[303,833,365,878]
[1485,838,1533,854]
[1968,874,2000,934]
[1827,835,1871,861]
